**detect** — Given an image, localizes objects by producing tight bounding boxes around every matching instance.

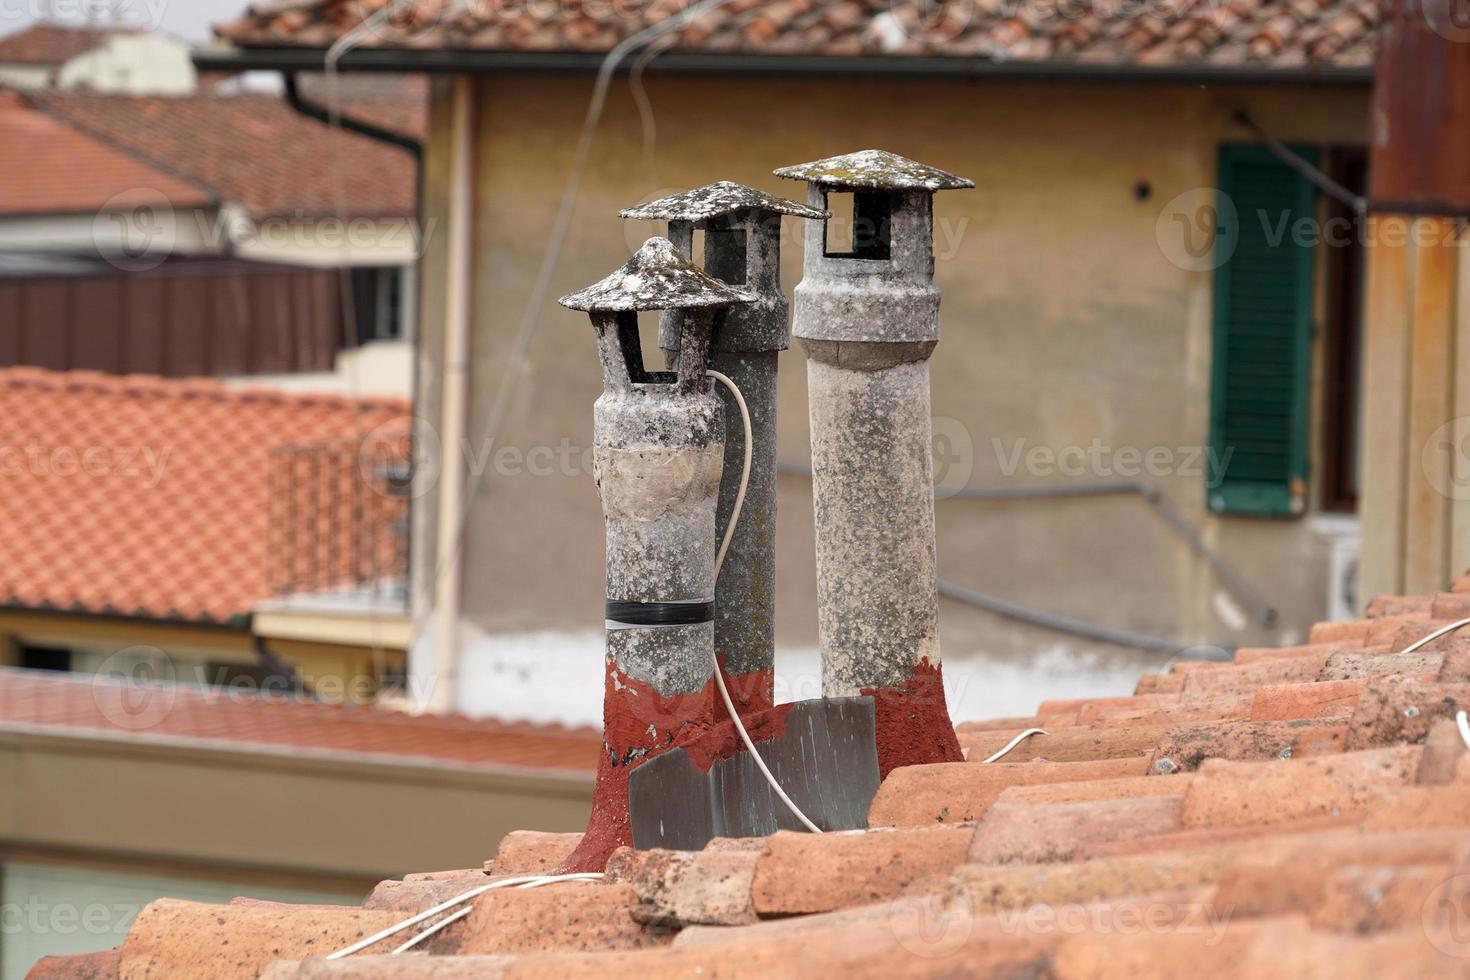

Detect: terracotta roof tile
[38,580,1470,976]
[0,666,600,772]
[0,94,212,216]
[995,772,1193,806]
[608,845,761,926]
[969,794,1183,864]
[870,754,1152,825]
[20,90,416,221]
[748,823,971,915]
[451,882,661,955]
[491,831,588,875]
[121,899,404,979]
[214,0,1379,72]
[0,367,407,623]
[959,722,1167,762]
[0,23,118,65]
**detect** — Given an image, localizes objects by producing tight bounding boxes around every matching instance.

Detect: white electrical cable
[706,370,823,835]
[1457,710,1470,752]
[1396,617,1470,655]
[386,872,600,954]
[330,340,815,969]
[390,905,472,954]
[979,727,1049,764]
[327,872,603,959]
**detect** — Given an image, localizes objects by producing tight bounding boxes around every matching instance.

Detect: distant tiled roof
[215,0,1378,72]
[0,92,212,215]
[0,667,600,773]
[0,368,407,623]
[22,89,417,221]
[35,576,1470,977]
[0,23,118,66]
[291,72,430,142]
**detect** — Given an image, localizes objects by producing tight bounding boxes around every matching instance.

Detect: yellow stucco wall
[414,73,1371,664]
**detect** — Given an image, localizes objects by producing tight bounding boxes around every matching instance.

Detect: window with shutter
[1207,144,1318,518]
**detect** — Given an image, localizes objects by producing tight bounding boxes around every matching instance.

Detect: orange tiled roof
[0,23,118,66]
[0,92,212,216]
[0,666,600,773]
[22,89,418,221]
[215,0,1378,72]
[0,367,408,624]
[30,575,1470,977]
[290,72,431,143]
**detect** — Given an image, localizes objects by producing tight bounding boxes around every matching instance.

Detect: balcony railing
[267,436,411,606]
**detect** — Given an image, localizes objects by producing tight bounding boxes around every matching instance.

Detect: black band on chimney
[605,599,715,629]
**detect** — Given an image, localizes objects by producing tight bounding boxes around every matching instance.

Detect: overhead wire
[403,0,747,681]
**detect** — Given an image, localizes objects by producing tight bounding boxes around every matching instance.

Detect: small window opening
[20,645,71,672]
[347,266,405,344]
[616,311,675,384]
[704,229,747,285]
[823,190,892,260]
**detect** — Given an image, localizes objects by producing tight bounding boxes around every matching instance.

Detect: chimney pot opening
[822,190,892,261]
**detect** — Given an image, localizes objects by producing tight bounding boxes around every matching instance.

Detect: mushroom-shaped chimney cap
[773,149,973,192]
[559,237,757,313]
[619,181,828,222]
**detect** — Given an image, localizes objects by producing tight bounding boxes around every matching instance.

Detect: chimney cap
[619,181,828,222]
[774,149,973,191]
[559,237,757,313]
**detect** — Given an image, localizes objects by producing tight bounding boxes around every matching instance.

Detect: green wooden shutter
[1207,144,1317,518]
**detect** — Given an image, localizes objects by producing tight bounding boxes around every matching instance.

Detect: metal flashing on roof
[774,149,973,191]
[619,181,828,222]
[559,237,756,312]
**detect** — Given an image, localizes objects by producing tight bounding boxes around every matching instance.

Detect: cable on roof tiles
[327,872,604,959]
[1395,617,1470,655]
[978,727,1048,764]
[388,872,600,954]
[389,904,472,954]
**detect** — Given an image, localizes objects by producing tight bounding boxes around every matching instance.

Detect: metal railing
[268,437,411,604]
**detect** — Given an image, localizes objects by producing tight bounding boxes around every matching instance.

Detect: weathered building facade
[207,1,1384,717]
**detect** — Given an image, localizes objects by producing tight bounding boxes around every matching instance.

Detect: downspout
[427,75,474,713]
[282,74,423,159]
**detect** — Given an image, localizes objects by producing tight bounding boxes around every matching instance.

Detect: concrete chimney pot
[620,183,827,714]
[775,150,972,776]
[557,237,755,870]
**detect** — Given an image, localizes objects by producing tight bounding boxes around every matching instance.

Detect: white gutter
[427,75,475,713]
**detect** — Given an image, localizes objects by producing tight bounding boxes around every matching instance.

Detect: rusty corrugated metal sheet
[1369,0,1470,215]
[0,260,342,377]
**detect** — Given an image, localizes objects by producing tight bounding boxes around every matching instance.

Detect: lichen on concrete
[562,242,739,872]
[782,147,969,771]
[620,181,827,222]
[560,237,756,312]
[774,149,974,191]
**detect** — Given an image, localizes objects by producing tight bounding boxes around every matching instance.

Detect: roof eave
[193,46,1376,86]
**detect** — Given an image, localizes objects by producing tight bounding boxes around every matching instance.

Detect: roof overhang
[193,46,1375,87]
